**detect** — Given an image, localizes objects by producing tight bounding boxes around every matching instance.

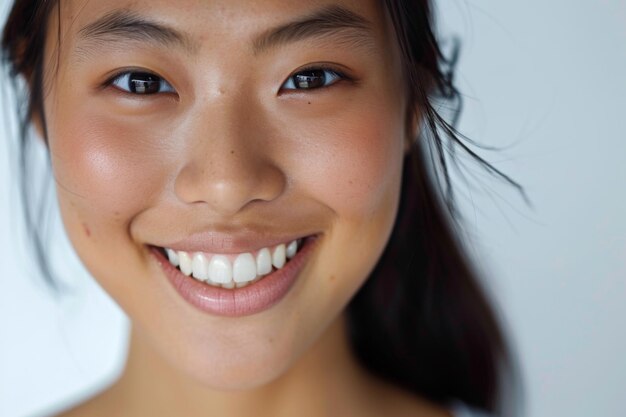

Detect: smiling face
[41,0,409,388]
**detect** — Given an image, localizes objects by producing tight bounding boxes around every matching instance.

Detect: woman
[2,0,525,416]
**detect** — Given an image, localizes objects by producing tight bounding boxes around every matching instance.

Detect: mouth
[155,236,309,289]
[149,234,320,317]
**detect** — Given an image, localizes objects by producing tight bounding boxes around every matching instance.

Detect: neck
[111,312,381,417]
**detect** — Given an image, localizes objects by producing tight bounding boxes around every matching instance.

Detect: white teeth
[286,240,298,259]
[208,255,232,284]
[272,243,286,269]
[256,248,272,276]
[233,253,256,283]
[178,251,192,276]
[164,237,306,288]
[166,248,180,266]
[192,253,209,281]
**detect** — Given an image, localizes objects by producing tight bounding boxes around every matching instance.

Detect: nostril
[174,158,286,214]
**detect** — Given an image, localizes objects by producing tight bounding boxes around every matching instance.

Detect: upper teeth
[165,239,302,289]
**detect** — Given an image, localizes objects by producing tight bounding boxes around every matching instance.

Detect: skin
[37,0,450,416]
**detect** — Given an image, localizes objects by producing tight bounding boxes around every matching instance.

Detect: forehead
[56,0,394,56]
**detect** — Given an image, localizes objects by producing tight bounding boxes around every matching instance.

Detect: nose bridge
[174,89,285,215]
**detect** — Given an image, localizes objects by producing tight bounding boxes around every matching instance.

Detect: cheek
[283,103,404,222]
[48,111,172,236]
[274,98,405,305]
[46,108,179,306]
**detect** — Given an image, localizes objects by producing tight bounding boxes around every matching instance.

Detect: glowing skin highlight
[38,0,447,416]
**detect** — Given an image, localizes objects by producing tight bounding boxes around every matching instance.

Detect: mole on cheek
[82,222,91,237]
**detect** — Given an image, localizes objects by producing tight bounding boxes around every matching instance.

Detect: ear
[30,108,48,145]
[403,107,421,155]
[18,63,49,145]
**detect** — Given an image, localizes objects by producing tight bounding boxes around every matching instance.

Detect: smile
[162,238,304,289]
[151,234,320,317]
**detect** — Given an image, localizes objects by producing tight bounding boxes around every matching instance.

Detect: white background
[1,1,625,416]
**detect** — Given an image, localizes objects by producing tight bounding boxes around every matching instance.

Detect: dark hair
[2,0,528,415]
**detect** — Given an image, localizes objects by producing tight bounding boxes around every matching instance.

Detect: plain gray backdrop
[1,1,624,416]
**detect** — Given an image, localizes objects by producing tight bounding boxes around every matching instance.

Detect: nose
[174,97,286,216]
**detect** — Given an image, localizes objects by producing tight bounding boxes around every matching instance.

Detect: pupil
[129,72,160,94]
[294,70,325,89]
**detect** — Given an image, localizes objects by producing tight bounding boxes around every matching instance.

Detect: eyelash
[103,70,175,96]
[102,64,350,97]
[280,64,350,92]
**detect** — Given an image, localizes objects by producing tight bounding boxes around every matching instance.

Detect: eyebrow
[77,9,198,53]
[76,5,375,56]
[252,5,375,54]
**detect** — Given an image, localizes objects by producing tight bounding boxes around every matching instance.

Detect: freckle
[329,275,336,282]
[82,223,91,237]
[230,150,234,155]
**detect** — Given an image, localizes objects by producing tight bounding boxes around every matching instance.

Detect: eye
[108,71,176,95]
[281,67,346,91]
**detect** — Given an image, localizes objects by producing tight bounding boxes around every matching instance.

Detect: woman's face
[42,0,408,388]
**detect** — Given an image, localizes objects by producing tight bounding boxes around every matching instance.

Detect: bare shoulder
[51,375,453,417]
[366,378,453,417]
[51,385,126,417]
[384,391,452,417]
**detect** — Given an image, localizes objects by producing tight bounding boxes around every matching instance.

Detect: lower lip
[151,235,319,317]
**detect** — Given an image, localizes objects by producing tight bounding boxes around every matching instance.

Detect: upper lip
[156,230,317,254]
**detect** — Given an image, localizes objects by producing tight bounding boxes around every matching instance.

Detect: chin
[169,339,298,391]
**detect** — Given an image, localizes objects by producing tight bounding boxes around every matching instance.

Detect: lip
[159,230,315,254]
[150,234,320,317]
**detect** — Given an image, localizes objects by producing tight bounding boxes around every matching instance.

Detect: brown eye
[282,68,344,90]
[110,71,175,95]
[293,70,326,89]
